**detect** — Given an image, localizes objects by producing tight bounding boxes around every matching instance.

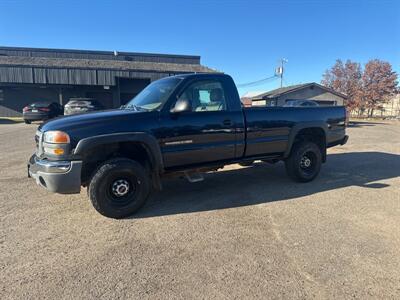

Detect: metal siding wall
[0,67,33,83]
[128,71,168,81]
[68,69,97,85]
[97,70,115,86]
[47,68,68,84]
[113,70,130,78]
[1,66,177,86]
[151,73,168,81]
[33,68,47,84]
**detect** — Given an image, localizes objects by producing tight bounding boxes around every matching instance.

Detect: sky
[0,0,399,96]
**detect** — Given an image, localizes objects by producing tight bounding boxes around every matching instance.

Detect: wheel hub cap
[301,156,312,168]
[112,179,130,197]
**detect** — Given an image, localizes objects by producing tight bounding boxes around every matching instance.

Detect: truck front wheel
[285,141,322,182]
[88,158,150,218]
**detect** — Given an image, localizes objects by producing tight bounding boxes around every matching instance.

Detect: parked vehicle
[28,73,348,218]
[284,100,319,107]
[22,102,63,124]
[64,98,103,115]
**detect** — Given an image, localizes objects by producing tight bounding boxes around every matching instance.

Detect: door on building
[86,92,114,109]
[118,78,151,105]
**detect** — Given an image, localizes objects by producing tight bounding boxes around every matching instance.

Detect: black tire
[285,141,322,182]
[24,120,31,124]
[88,158,150,218]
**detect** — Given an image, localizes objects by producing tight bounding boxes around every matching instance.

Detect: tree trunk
[369,108,374,118]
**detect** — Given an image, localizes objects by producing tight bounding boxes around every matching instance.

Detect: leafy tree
[321,59,362,112]
[322,59,398,116]
[362,59,398,117]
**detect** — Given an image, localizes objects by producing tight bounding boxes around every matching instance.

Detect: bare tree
[362,59,398,117]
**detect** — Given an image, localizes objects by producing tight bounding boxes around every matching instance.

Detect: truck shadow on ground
[134,151,400,218]
[348,121,386,128]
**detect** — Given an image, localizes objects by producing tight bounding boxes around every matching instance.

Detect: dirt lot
[0,120,399,299]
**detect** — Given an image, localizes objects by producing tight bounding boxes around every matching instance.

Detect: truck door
[159,79,239,168]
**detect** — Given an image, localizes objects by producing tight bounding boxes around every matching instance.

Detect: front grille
[35,133,39,147]
[35,130,43,156]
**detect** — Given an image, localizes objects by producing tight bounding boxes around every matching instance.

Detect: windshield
[125,77,182,111]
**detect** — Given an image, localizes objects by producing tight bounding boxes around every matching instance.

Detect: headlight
[43,131,70,144]
[43,131,70,156]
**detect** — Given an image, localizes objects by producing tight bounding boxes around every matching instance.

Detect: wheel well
[293,127,327,162]
[80,142,152,186]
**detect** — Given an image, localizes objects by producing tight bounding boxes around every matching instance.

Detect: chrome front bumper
[28,155,82,194]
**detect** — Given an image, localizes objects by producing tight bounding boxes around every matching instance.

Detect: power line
[236,74,278,88]
[237,58,289,88]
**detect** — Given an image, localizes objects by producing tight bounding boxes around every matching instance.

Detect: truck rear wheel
[285,141,322,182]
[88,158,150,218]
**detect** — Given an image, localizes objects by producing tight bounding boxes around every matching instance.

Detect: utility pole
[275,58,288,88]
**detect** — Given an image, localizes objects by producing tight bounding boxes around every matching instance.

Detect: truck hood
[40,109,136,130]
[39,109,156,145]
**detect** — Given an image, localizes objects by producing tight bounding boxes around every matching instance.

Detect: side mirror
[170,98,191,113]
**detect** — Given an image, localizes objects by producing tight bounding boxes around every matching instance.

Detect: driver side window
[177,80,227,112]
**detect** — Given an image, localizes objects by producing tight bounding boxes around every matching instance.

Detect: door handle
[223,119,233,126]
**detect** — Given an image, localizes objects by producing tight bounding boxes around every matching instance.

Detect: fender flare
[74,132,164,174]
[283,122,328,159]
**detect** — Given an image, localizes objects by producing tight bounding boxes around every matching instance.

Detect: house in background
[371,94,400,118]
[242,82,347,107]
[241,90,267,107]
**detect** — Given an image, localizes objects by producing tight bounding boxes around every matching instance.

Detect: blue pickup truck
[28,73,348,218]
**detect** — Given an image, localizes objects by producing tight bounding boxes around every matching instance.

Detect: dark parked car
[284,100,319,107]
[28,73,348,218]
[64,98,104,115]
[22,102,63,124]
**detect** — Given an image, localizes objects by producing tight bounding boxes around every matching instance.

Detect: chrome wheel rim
[300,156,312,168]
[299,151,317,176]
[111,179,130,197]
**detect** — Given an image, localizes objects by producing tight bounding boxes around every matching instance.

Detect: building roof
[0,46,201,64]
[0,46,216,86]
[241,91,268,98]
[251,82,348,100]
[0,56,215,74]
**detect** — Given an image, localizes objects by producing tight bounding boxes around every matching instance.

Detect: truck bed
[242,106,347,158]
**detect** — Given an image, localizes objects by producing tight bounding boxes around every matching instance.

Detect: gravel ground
[0,120,399,299]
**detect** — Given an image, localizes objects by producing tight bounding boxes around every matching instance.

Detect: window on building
[0,90,4,102]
